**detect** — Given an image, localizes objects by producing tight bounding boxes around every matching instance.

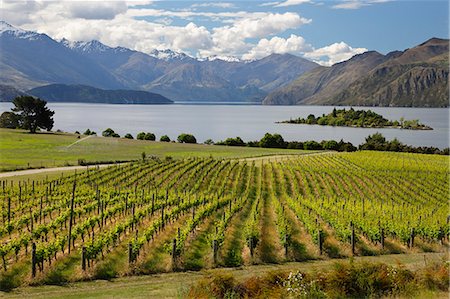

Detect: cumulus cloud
[304,42,367,66]
[242,34,312,60]
[2,0,367,65]
[66,2,127,20]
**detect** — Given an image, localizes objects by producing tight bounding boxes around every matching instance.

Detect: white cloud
[304,42,367,66]
[66,2,128,20]
[274,0,312,7]
[242,34,313,60]
[332,0,391,10]
[2,0,367,65]
[332,1,368,9]
[191,2,236,9]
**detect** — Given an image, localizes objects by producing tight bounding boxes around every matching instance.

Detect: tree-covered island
[278,108,433,130]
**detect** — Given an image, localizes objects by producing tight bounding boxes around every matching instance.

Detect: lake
[1,102,448,148]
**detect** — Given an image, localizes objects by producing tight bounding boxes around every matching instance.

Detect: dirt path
[0,163,121,178]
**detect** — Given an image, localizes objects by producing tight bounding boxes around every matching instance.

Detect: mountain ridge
[263,38,449,107]
[0,21,319,102]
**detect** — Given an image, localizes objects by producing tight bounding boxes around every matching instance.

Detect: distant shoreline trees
[280,108,433,130]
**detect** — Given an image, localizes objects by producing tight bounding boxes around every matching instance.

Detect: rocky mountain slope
[263,38,449,107]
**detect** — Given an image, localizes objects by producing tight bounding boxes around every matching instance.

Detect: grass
[0,253,446,299]
[0,129,311,172]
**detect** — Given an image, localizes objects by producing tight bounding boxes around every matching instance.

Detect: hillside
[263,38,449,107]
[28,84,173,104]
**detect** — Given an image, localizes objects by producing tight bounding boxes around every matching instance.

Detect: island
[278,108,433,130]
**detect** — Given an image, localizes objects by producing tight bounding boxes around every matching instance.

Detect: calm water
[1,103,448,148]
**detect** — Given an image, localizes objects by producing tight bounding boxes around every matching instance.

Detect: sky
[1,0,448,65]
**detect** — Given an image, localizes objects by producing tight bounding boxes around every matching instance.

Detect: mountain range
[0,21,318,103]
[263,38,449,107]
[1,21,448,107]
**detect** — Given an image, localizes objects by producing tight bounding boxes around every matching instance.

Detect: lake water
[1,102,448,148]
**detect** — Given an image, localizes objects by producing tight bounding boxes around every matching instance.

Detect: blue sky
[2,0,448,65]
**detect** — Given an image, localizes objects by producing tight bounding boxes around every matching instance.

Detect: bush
[136,132,146,140]
[144,133,156,141]
[160,135,171,142]
[178,133,197,144]
[259,133,285,148]
[204,138,214,145]
[102,128,120,138]
[124,133,133,139]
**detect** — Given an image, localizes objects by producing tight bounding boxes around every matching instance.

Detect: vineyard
[0,151,448,290]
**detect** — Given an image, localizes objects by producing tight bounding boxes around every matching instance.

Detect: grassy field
[0,129,311,172]
[1,252,446,299]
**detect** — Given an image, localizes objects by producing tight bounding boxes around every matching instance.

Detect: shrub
[178,133,197,144]
[124,133,133,139]
[160,135,171,142]
[136,132,146,140]
[144,133,156,141]
[102,128,120,138]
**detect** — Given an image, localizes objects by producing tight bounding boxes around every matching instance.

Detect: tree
[137,132,146,140]
[203,139,214,145]
[160,135,171,142]
[177,133,197,144]
[259,133,285,148]
[144,133,155,141]
[0,112,20,129]
[10,96,54,133]
[124,133,134,139]
[102,128,120,138]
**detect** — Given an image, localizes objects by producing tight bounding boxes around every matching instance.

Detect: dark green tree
[11,96,54,133]
[259,133,285,148]
[160,135,171,142]
[177,133,197,144]
[137,132,146,140]
[124,133,134,139]
[144,133,156,141]
[102,128,120,138]
[0,112,20,129]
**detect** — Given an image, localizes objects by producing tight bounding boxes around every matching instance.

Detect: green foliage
[216,137,245,146]
[102,128,120,138]
[178,133,197,144]
[359,133,448,154]
[136,132,146,140]
[0,112,21,129]
[8,96,55,133]
[259,133,285,148]
[83,129,96,135]
[282,108,432,130]
[144,133,155,141]
[124,133,133,139]
[160,135,171,142]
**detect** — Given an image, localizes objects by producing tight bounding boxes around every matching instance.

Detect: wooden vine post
[318,229,323,255]
[68,180,76,253]
[31,243,36,278]
[350,221,355,256]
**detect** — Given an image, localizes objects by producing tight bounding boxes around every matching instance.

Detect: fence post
[31,243,36,277]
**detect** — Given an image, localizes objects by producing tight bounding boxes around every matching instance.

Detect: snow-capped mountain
[0,21,319,102]
[149,49,193,61]
[60,38,130,54]
[0,20,41,40]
